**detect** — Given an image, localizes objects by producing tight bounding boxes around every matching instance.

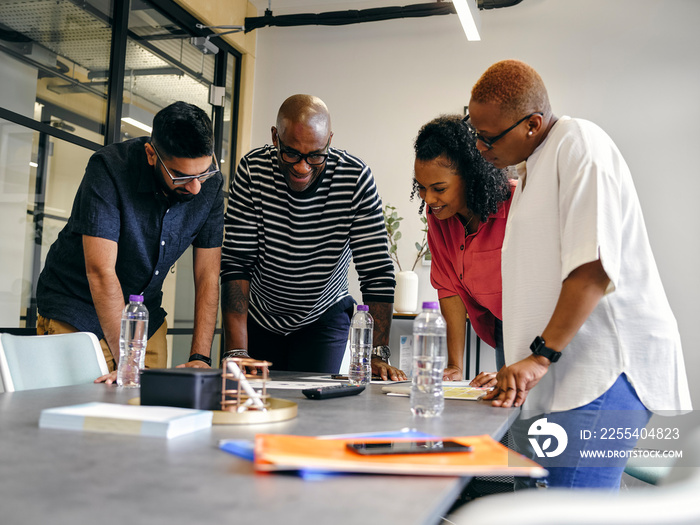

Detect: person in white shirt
[466,59,691,489]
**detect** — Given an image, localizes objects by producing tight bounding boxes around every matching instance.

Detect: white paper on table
[259,380,343,390]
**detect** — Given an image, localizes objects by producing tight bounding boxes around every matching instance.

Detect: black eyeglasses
[152,144,219,186]
[463,112,543,149]
[277,135,331,166]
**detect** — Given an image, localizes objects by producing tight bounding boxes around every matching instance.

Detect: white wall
[249,0,700,403]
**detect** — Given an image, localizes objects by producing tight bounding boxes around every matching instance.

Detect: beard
[154,166,196,202]
[171,188,196,202]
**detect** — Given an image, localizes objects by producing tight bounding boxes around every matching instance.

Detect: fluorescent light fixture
[121,103,154,134]
[122,117,152,133]
[453,0,481,41]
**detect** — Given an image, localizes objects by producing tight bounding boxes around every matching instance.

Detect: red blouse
[427,183,514,347]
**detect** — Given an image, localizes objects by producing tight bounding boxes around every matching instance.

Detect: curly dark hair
[411,115,510,221]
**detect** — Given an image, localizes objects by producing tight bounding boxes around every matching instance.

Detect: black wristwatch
[530,336,561,363]
[371,345,391,363]
[188,353,212,366]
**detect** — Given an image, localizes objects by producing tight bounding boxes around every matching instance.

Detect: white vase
[394,270,419,314]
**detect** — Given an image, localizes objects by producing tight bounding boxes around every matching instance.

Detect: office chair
[448,426,700,525]
[623,459,671,486]
[0,332,109,392]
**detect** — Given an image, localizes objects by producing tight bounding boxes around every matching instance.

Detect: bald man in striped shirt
[221,94,405,381]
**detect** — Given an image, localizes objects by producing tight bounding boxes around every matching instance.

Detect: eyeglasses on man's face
[463,112,543,149]
[151,143,219,186]
[277,135,331,166]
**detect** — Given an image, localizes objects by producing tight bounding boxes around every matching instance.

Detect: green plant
[383,204,404,271]
[411,215,430,271]
[382,204,430,272]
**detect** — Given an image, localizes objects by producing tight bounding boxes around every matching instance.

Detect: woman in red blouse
[412,115,515,381]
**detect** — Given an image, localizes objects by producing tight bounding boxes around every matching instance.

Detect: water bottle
[411,301,447,417]
[117,294,149,388]
[348,305,373,386]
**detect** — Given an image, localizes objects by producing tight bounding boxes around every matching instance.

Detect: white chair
[0,332,109,392]
[448,426,700,525]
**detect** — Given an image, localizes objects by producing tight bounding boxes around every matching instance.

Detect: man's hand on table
[94,359,212,385]
[95,371,118,384]
[371,358,407,381]
[176,361,211,369]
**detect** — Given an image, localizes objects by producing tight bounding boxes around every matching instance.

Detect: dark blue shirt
[37,137,224,340]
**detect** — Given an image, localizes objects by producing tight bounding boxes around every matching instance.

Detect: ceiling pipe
[245,3,454,32]
[243,0,523,33]
[479,0,523,8]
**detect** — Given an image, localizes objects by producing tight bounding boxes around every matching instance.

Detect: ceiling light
[453,0,481,41]
[121,103,154,134]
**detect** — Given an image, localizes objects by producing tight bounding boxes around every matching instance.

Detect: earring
[528,131,533,136]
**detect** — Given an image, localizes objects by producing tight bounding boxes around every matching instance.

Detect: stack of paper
[382,384,489,400]
[39,402,213,439]
[253,434,546,477]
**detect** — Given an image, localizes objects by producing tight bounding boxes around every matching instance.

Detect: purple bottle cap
[129,294,144,302]
[356,304,369,311]
[422,301,439,310]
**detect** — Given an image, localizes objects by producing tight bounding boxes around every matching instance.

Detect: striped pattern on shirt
[221,145,395,335]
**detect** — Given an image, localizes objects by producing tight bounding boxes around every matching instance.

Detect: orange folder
[254,434,546,477]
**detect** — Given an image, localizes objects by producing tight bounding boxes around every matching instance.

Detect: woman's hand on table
[483,356,549,408]
[442,365,463,381]
[469,371,498,388]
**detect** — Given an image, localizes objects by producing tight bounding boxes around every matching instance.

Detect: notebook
[253,433,546,477]
[39,402,213,439]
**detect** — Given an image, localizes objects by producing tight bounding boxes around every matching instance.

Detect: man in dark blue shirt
[37,102,223,381]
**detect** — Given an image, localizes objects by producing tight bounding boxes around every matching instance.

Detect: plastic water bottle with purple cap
[116,294,149,388]
[348,304,373,386]
[411,301,447,417]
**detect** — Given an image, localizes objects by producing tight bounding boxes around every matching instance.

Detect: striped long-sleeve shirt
[221,145,395,335]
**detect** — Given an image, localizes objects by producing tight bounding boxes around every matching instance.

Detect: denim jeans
[512,373,652,490]
[247,296,355,373]
[494,318,505,371]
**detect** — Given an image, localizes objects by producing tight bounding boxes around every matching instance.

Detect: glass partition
[0,118,96,327]
[0,0,113,141]
[0,0,240,363]
[119,2,217,139]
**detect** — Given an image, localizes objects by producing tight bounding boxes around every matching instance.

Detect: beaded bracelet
[222,349,250,360]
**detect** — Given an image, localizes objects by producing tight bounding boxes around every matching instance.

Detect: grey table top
[0,374,519,525]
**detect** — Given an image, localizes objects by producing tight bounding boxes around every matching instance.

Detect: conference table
[0,373,519,525]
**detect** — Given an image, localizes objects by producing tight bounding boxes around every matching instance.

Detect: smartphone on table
[346,439,472,455]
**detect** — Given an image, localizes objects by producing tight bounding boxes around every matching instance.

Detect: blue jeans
[512,373,652,490]
[247,296,354,373]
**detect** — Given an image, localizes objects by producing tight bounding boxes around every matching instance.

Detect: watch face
[530,336,545,353]
[530,337,560,362]
[372,346,390,361]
